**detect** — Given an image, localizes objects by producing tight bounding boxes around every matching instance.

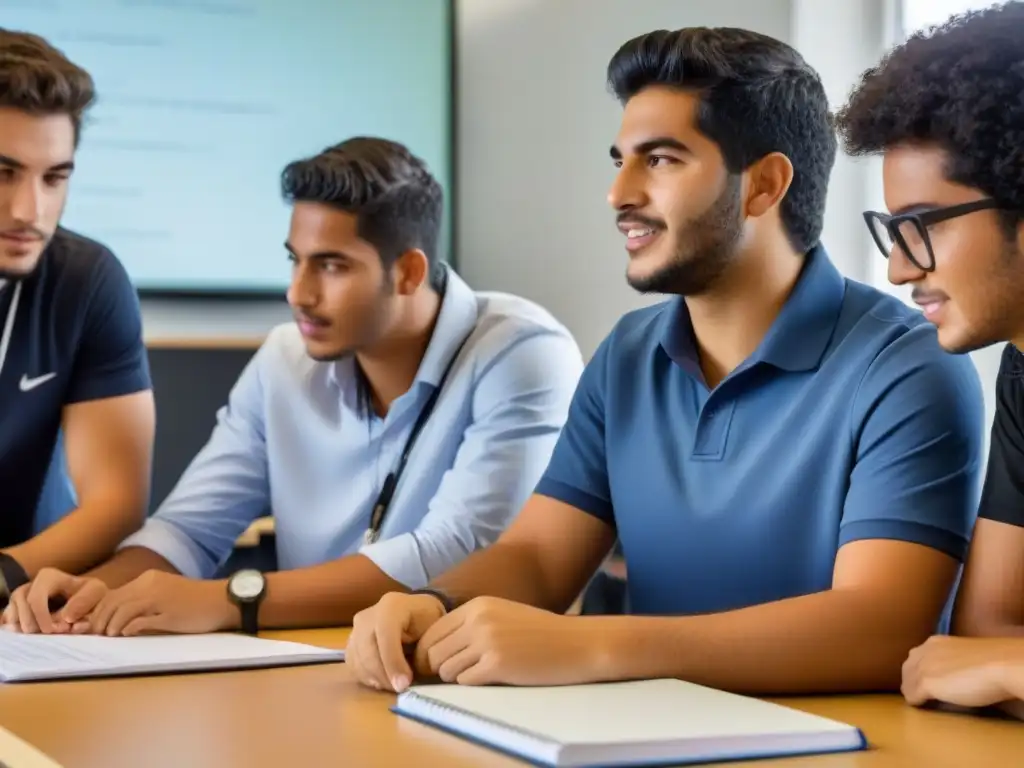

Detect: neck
[357,288,442,417]
[686,240,804,389]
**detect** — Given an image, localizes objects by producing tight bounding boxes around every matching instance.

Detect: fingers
[375,616,414,692]
[349,629,391,691]
[454,653,494,686]
[26,578,69,635]
[102,600,151,637]
[437,646,481,684]
[121,615,162,637]
[10,588,40,634]
[70,620,92,635]
[422,623,470,677]
[415,613,462,674]
[89,590,124,636]
[59,581,107,626]
[900,646,927,706]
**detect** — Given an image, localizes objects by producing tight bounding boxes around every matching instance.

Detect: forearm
[953,609,1024,638]
[6,500,144,578]
[86,546,178,588]
[432,541,574,612]
[249,555,405,630]
[592,588,929,695]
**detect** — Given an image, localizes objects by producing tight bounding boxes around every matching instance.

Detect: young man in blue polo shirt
[0,30,154,604]
[4,137,583,636]
[346,26,985,696]
[836,2,1024,718]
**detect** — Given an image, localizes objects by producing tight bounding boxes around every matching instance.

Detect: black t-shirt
[978,344,1024,528]
[0,227,151,547]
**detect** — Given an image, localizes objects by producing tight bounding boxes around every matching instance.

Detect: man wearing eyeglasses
[837,1,1024,718]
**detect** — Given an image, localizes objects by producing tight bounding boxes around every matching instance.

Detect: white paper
[0,630,344,682]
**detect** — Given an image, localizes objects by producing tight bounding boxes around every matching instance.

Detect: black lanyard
[363,331,473,545]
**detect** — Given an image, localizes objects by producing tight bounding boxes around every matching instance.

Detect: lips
[919,300,945,320]
[617,221,663,253]
[296,316,330,337]
[0,232,41,243]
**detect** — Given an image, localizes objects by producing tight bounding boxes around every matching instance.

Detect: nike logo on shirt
[19,372,56,391]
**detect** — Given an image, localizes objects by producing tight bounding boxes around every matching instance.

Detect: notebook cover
[391,701,869,768]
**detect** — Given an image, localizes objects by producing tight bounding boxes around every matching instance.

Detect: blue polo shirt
[536,245,984,616]
[0,228,150,548]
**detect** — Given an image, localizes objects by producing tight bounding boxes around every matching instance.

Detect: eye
[647,154,676,168]
[43,173,69,187]
[0,168,14,183]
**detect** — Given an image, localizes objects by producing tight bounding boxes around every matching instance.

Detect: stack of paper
[0,631,344,682]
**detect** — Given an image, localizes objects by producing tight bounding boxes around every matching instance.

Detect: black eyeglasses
[863,199,1004,272]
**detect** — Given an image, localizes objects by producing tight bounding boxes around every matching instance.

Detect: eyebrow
[283,242,356,262]
[887,203,941,217]
[609,137,692,161]
[0,153,75,173]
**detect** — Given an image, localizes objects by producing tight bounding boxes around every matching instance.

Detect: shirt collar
[412,265,479,387]
[660,244,846,377]
[328,264,479,394]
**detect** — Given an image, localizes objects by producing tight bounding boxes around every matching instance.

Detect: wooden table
[0,628,1021,767]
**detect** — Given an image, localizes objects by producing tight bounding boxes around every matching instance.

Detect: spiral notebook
[392,679,867,767]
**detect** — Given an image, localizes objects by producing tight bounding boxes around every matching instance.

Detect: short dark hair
[0,29,95,145]
[281,137,445,285]
[607,27,837,254]
[835,2,1024,234]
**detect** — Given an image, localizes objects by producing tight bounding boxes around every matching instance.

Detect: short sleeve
[978,344,1024,527]
[66,251,151,404]
[534,336,614,524]
[838,326,985,561]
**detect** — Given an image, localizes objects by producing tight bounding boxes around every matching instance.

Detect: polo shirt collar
[660,244,845,377]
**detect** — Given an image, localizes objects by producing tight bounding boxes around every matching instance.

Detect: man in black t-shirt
[836,3,1024,717]
[0,29,154,615]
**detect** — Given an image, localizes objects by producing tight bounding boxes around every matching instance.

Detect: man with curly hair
[836,1,1024,717]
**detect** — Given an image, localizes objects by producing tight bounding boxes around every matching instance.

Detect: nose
[286,261,317,309]
[607,161,647,212]
[9,178,42,226]
[887,247,927,286]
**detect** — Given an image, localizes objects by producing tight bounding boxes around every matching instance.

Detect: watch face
[230,570,264,600]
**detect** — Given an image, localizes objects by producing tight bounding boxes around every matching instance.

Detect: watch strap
[0,553,29,605]
[410,587,456,614]
[239,600,259,635]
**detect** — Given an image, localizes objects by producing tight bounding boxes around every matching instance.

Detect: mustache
[911,287,949,303]
[0,226,46,240]
[295,312,330,326]
[616,212,665,230]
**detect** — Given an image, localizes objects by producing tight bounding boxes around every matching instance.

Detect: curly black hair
[835,2,1024,231]
[608,27,837,254]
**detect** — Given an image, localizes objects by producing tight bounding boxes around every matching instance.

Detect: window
[901,0,1010,36]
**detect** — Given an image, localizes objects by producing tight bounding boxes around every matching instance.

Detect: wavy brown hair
[0,28,95,145]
